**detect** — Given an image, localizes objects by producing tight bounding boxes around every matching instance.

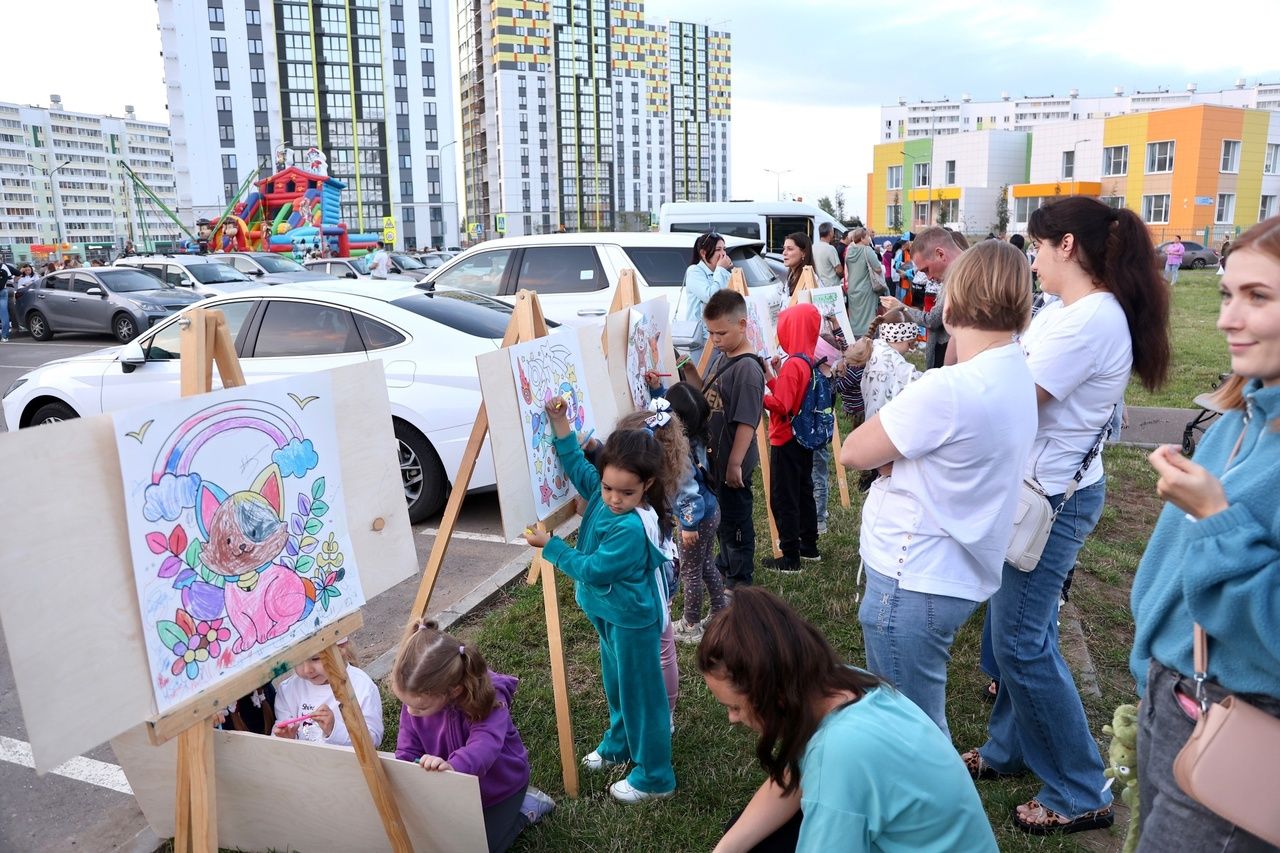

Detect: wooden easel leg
[321,645,413,852]
[832,419,851,509]
[174,723,215,853]
[538,553,579,798]
[756,422,782,558]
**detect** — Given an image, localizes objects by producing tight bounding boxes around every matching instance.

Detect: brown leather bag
[1171,624,1280,846]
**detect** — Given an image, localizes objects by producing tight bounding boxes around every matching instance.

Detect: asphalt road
[0,330,528,852]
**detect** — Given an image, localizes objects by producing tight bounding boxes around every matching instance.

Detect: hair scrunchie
[645,397,672,430]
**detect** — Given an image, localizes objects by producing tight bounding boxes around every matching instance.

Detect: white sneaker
[581,750,624,771]
[672,618,703,644]
[609,779,674,803]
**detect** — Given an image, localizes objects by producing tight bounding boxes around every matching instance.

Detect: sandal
[1012,798,1114,836]
[960,749,1021,781]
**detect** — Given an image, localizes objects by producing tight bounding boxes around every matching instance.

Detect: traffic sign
[495,214,507,234]
[382,215,396,230]
[382,227,397,244]
[470,221,482,237]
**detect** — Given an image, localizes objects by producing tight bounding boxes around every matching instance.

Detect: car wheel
[26,310,53,341]
[113,313,139,342]
[30,400,78,425]
[1191,258,1207,269]
[394,420,447,523]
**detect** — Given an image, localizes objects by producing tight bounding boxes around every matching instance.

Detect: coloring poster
[509,335,597,519]
[113,373,364,712]
[625,302,671,409]
[745,293,780,360]
[806,286,855,344]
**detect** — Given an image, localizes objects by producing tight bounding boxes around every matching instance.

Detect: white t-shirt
[1021,293,1132,493]
[368,249,391,278]
[813,241,842,289]
[861,339,921,420]
[274,664,385,748]
[861,344,1038,602]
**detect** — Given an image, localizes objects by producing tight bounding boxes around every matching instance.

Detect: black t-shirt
[703,351,765,482]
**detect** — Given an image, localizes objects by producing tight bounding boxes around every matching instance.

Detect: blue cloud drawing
[273,438,319,479]
[144,473,203,522]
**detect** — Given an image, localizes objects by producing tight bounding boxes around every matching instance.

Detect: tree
[995,185,1010,236]
[834,190,847,223]
[817,195,836,217]
[891,192,903,233]
[935,190,949,226]
[844,215,864,229]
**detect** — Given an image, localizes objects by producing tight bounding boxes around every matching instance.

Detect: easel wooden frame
[410,290,581,798]
[170,308,411,853]
[793,276,853,510]
[786,265,818,306]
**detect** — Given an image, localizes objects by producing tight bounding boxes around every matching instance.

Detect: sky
[7,0,1280,220]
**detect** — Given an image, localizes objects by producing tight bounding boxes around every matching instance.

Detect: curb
[1058,601,1103,700]
[122,826,164,853]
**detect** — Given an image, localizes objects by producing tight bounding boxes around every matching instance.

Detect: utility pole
[43,159,73,261]
[763,168,792,202]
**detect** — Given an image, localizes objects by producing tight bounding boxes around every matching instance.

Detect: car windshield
[98,269,175,292]
[254,255,306,273]
[727,246,782,287]
[188,263,253,284]
[390,290,516,338]
[391,253,425,270]
[420,255,444,268]
[347,257,371,274]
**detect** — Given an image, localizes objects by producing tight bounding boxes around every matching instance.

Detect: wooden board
[112,726,487,853]
[0,360,417,772]
[604,294,677,414]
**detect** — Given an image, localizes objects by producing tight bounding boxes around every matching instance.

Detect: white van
[658,201,846,254]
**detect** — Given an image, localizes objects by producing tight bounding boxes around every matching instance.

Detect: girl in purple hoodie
[392,619,554,852]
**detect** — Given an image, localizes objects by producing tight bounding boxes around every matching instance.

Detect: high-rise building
[158,0,459,251]
[0,97,179,264]
[457,0,731,239]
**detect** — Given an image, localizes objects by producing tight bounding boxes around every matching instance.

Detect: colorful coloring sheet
[625,301,671,408]
[804,285,856,344]
[745,292,781,360]
[113,373,364,713]
[509,335,598,519]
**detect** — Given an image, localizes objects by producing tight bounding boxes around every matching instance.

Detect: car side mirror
[119,339,145,373]
[86,287,103,296]
[345,272,357,279]
[250,269,263,276]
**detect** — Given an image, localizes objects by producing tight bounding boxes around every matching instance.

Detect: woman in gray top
[843,227,885,337]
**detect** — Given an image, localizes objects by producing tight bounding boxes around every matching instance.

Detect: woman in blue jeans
[965,196,1171,835]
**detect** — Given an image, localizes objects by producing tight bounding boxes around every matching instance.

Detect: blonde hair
[616,409,689,518]
[942,240,1031,333]
[850,226,868,243]
[392,619,496,721]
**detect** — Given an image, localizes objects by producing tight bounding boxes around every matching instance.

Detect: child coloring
[522,404,676,803]
[392,620,553,852]
[272,639,383,748]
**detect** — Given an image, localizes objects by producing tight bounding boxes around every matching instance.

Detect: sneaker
[608,779,674,803]
[672,618,704,645]
[520,787,555,824]
[799,545,821,562]
[761,555,801,573]
[816,520,828,535]
[581,750,624,771]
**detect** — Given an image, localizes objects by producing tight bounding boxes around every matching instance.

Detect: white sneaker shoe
[608,778,674,803]
[672,618,704,644]
[581,750,624,771]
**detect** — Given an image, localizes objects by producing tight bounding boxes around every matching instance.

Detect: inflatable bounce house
[205,148,382,256]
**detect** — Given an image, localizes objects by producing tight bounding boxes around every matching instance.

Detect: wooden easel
[410,290,581,798]
[168,308,411,853]
[787,265,818,306]
[793,270,853,509]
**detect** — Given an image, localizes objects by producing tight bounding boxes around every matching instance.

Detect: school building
[867,102,1280,245]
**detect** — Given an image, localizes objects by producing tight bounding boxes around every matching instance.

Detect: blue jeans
[811,443,830,525]
[979,480,1112,816]
[715,479,755,586]
[1165,263,1180,284]
[0,292,9,338]
[859,566,980,740]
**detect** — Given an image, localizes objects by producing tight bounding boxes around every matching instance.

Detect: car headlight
[128,299,164,312]
[4,377,27,399]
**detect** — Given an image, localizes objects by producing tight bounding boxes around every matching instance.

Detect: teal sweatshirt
[1130,380,1280,698]
[541,433,668,629]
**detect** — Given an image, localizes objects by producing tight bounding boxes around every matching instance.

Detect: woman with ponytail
[965,196,1170,836]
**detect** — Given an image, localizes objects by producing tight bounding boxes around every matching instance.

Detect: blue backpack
[790,354,834,451]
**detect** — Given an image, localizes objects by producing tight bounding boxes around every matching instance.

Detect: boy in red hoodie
[762,302,822,572]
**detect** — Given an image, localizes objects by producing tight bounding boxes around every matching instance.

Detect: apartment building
[158,0,459,250]
[0,97,179,264]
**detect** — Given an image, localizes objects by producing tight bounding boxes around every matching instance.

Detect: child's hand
[680,529,699,548]
[418,755,453,772]
[769,355,782,374]
[272,721,300,739]
[545,393,571,424]
[644,370,663,390]
[725,462,744,489]
[312,704,335,737]
[523,526,551,548]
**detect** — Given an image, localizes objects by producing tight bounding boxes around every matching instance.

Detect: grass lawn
[377,443,1164,853]
[1123,269,1229,409]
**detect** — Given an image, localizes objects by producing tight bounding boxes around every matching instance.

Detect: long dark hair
[1028,196,1170,390]
[598,428,667,521]
[697,587,881,795]
[784,231,816,294]
[690,231,722,266]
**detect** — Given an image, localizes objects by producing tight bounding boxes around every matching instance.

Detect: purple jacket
[395,671,530,807]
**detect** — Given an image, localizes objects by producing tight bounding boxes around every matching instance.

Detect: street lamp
[1068,138,1092,183]
[42,159,73,261]
[763,168,792,202]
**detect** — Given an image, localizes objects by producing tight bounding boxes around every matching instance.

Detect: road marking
[417,527,525,545]
[0,735,133,795]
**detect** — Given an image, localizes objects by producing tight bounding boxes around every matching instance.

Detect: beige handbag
[1172,624,1280,846]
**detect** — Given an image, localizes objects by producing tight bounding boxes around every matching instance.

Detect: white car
[2,282,511,522]
[302,257,420,283]
[425,232,784,328]
[114,254,263,297]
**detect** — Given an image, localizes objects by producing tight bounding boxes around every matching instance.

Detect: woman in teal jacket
[523,404,674,802]
[1130,215,1280,851]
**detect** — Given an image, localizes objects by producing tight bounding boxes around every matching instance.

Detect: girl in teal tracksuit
[523,400,675,803]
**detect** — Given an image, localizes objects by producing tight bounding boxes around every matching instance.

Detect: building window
[913,162,930,187]
[400,155,412,168]
[1142,194,1170,224]
[1102,145,1128,176]
[213,66,230,83]
[1220,139,1241,173]
[1100,196,1125,209]
[885,204,902,229]
[222,154,238,169]
[208,6,224,23]
[1146,140,1174,174]
[246,9,261,25]
[912,202,930,224]
[248,39,264,54]
[1260,195,1276,221]
[1215,193,1235,224]
[1062,150,1075,180]
[886,165,902,190]
[252,97,268,112]
[944,160,955,185]
[211,37,227,53]
[1014,196,1042,223]
[216,96,232,111]
[218,125,235,142]
[250,67,266,83]
[1266,143,1280,175]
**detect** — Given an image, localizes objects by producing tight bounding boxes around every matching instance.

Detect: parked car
[2,282,520,521]
[302,257,420,282]
[423,232,785,328]
[387,252,433,283]
[16,267,204,342]
[114,254,262,296]
[416,253,447,270]
[1156,240,1219,269]
[208,251,338,283]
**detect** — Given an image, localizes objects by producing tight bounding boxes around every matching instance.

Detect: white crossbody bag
[1006,411,1114,572]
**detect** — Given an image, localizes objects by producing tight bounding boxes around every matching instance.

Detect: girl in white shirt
[856,309,922,420]
[273,639,384,748]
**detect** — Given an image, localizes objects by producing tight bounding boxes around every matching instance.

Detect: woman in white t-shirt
[964,196,1171,837]
[840,240,1038,740]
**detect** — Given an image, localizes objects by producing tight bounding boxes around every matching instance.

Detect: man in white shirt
[813,223,844,289]
[368,241,391,279]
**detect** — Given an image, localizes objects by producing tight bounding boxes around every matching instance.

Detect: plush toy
[1103,703,1140,853]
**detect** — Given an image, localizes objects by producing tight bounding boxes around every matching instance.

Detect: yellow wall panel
[870,142,903,232]
[1236,110,1271,227]
[1103,113,1148,212]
